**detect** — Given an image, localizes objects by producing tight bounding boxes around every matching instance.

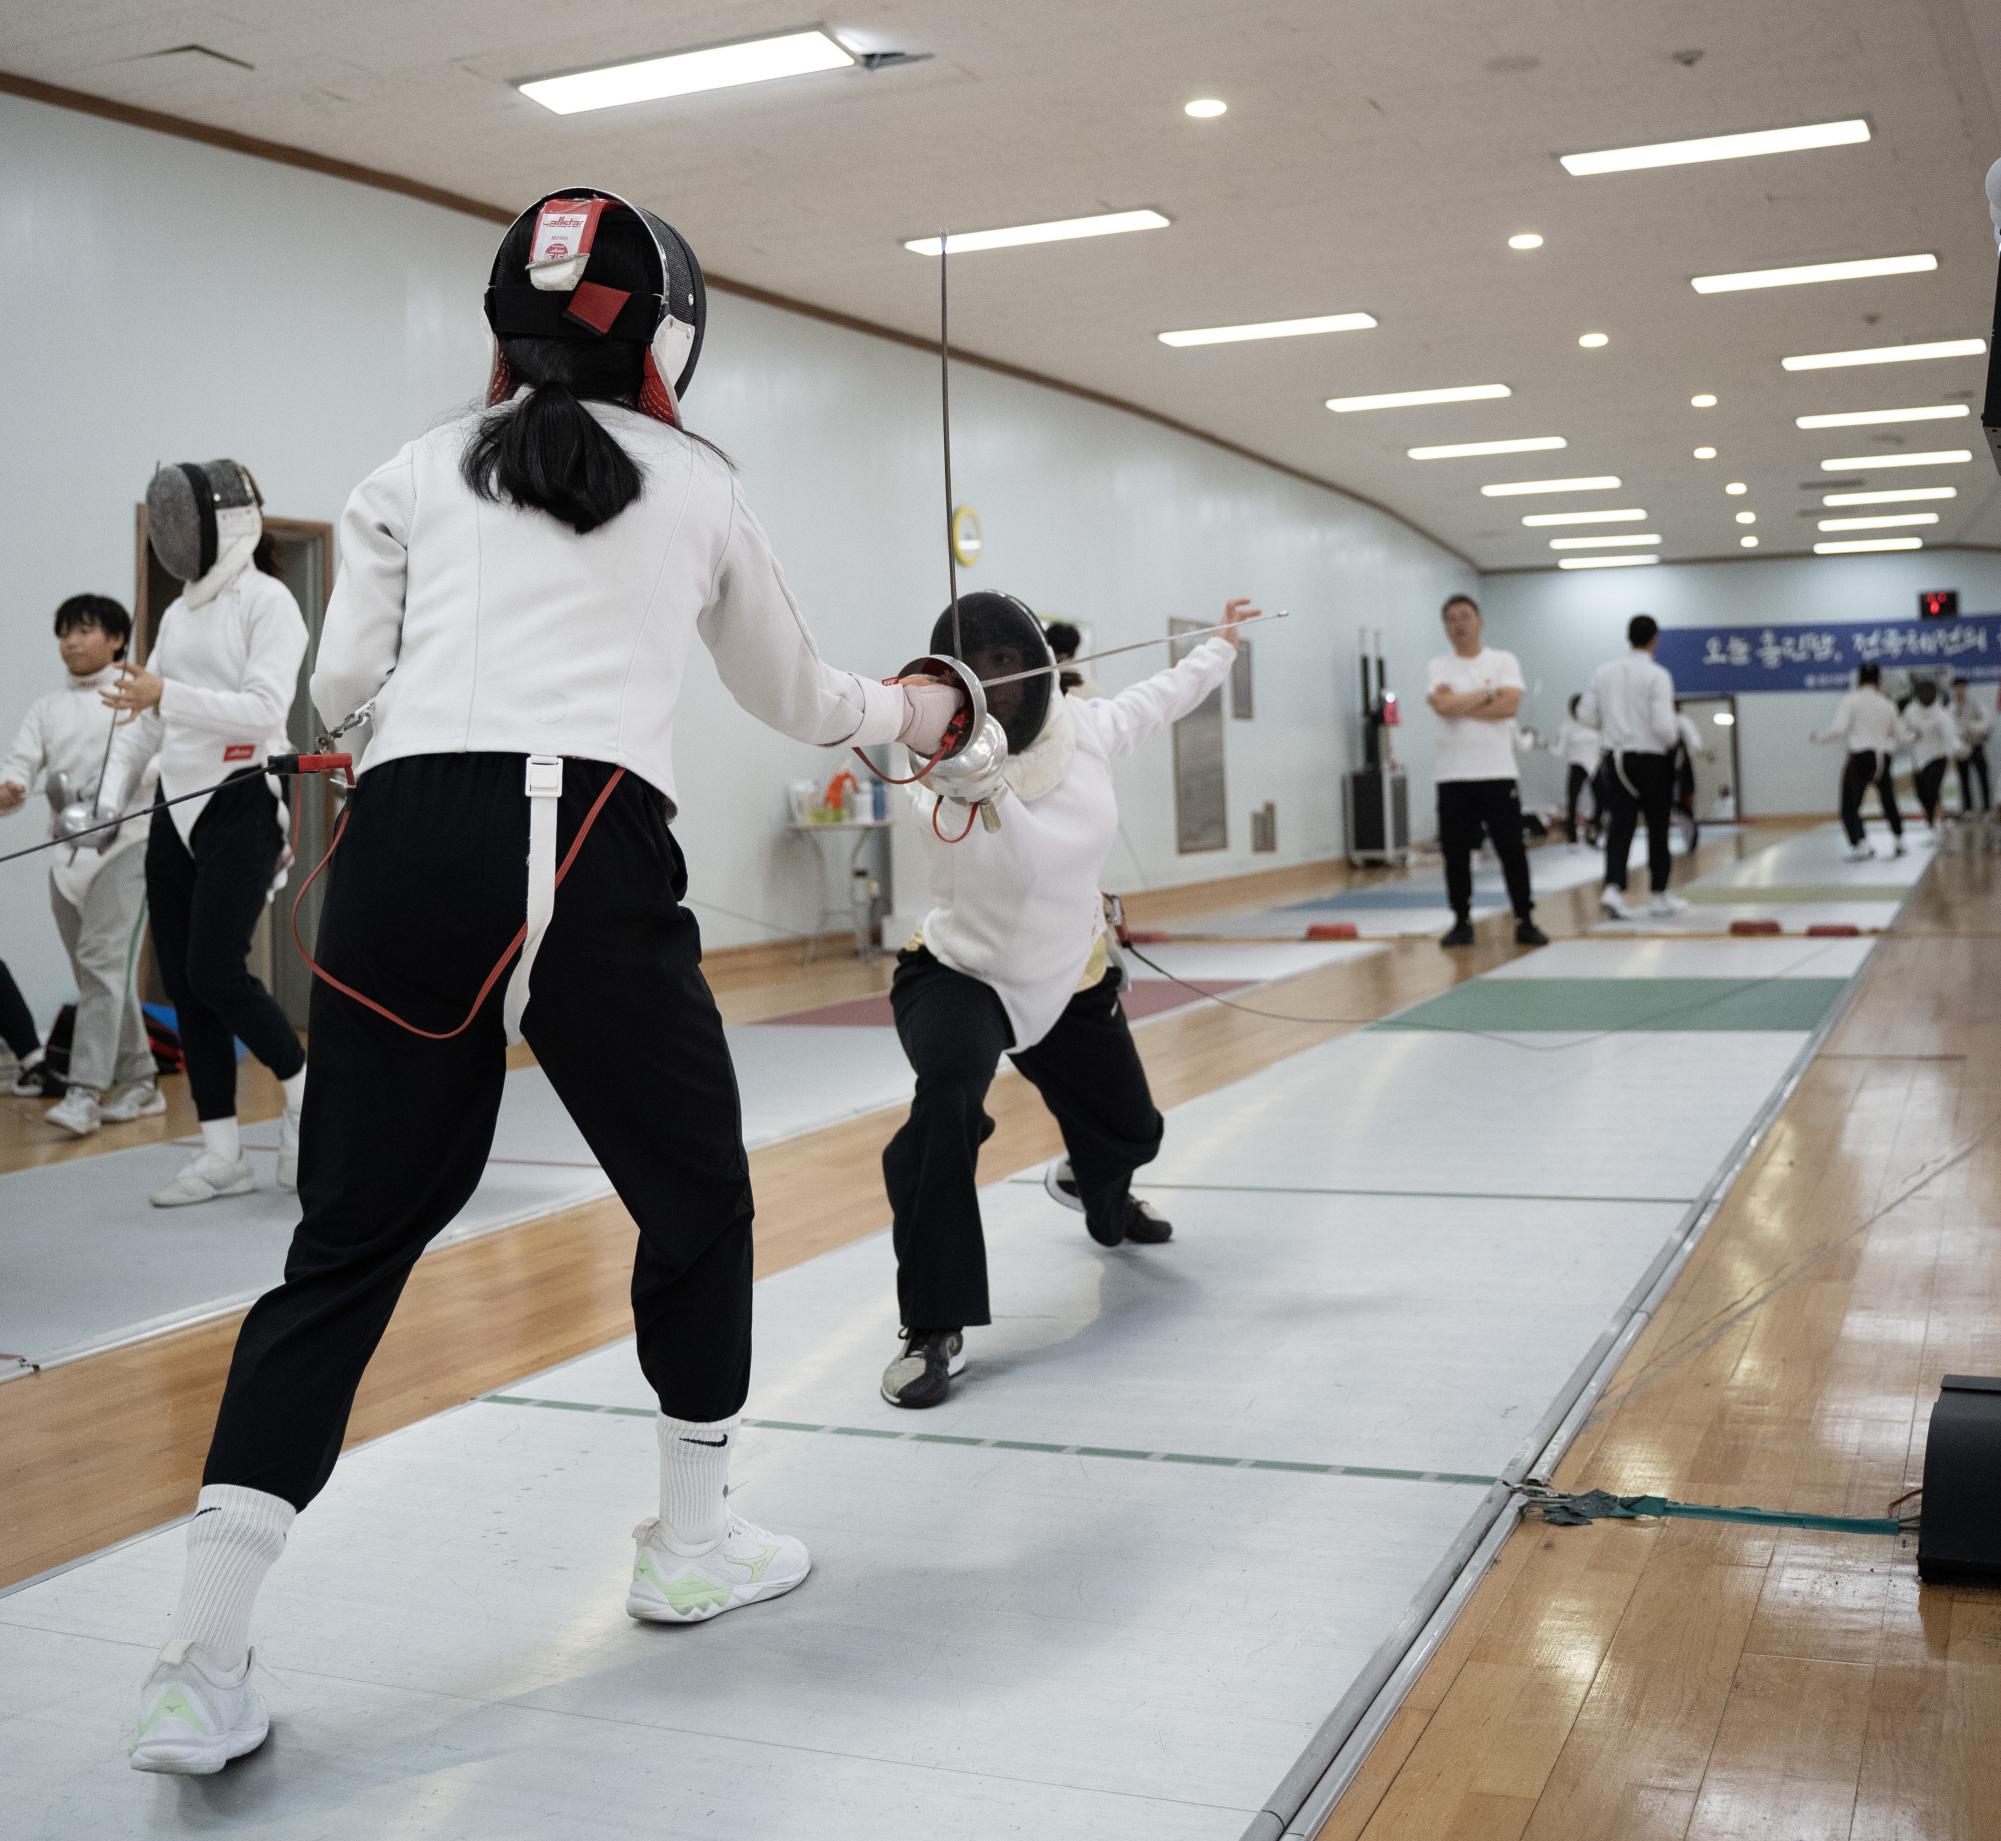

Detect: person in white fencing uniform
[1549,693,1603,846]
[1580,614,1685,919]
[1950,677,1990,816]
[127,188,961,1779]
[1905,678,1960,829]
[878,594,1258,1410]
[0,596,163,1134]
[1813,662,1909,860]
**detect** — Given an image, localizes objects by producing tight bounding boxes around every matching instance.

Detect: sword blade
[975,610,1289,688]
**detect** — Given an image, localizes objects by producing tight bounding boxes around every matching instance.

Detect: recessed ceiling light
[1558,555,1660,569]
[1725,481,1748,494]
[1782,338,1985,370]
[1326,383,1512,412]
[1694,253,1937,294]
[1184,98,1227,118]
[1735,511,1757,524]
[1521,508,1648,525]
[1739,536,1760,549]
[1822,486,1958,505]
[1693,446,1718,459]
[1549,533,1663,549]
[1559,118,1870,176]
[1690,393,1718,407]
[1407,436,1568,459]
[1818,513,1941,531]
[1578,332,1610,348]
[1815,537,1924,553]
[519,28,854,113]
[1508,233,1544,250]
[1481,476,1621,496]
[905,210,1170,255]
[1795,404,1969,428]
[1821,449,1973,470]
[1159,312,1376,346]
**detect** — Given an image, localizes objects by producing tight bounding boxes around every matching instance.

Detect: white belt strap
[503,755,565,1045]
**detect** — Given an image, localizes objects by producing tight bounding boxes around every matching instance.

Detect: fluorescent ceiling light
[1578,332,1610,348]
[1821,450,1972,471]
[1184,98,1227,118]
[1559,555,1660,569]
[1560,119,1870,176]
[1327,383,1511,412]
[1550,533,1662,549]
[1691,393,1718,407]
[1159,312,1376,347]
[1725,481,1748,494]
[1814,537,1924,553]
[1739,537,1760,549]
[1521,508,1647,526]
[1822,486,1957,505]
[1407,436,1567,460]
[1481,476,1621,497]
[1783,338,1985,371]
[1692,253,1936,294]
[1509,233,1544,250]
[906,210,1169,255]
[520,29,853,114]
[1795,404,1968,428]
[1736,512,1757,525]
[1693,446,1718,459]
[1818,513,1940,531]
[1715,710,1738,723]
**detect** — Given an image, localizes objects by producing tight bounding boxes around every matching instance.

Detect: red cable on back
[288,766,627,1040]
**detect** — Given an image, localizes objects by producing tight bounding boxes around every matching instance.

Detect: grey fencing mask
[929,593,1054,755]
[146,459,263,584]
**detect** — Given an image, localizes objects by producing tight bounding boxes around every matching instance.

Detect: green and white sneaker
[626,1512,810,1624]
[129,1641,268,1775]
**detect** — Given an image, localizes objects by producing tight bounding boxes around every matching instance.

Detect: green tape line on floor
[1006,1178,1699,1207]
[1377,976,1849,1035]
[480,1395,1497,1489]
[1684,884,1904,904]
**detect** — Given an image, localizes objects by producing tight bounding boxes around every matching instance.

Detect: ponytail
[462,379,644,535]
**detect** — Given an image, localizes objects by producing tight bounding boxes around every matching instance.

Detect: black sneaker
[1043,1158,1085,1214]
[1121,1198,1173,1244]
[1440,919,1476,948]
[1515,919,1549,947]
[881,1328,964,1409]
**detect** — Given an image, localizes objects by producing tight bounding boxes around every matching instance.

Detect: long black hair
[463,209,722,534]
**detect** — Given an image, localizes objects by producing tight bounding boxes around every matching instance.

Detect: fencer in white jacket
[879,594,1256,1411]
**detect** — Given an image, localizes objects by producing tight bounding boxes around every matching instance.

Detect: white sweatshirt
[911,638,1237,1049]
[1815,688,1907,757]
[106,569,309,844]
[310,400,905,799]
[0,666,159,879]
[1552,717,1602,771]
[1952,695,1992,746]
[1907,703,1961,771]
[1579,652,1677,755]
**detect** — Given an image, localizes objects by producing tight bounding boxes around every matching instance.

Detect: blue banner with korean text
[1655,613,2001,694]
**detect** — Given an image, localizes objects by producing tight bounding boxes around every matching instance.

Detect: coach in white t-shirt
[1425,594,1546,948]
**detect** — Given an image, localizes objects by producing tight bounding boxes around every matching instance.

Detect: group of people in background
[1815,666,1993,859]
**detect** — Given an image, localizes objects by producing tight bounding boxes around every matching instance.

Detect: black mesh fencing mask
[930,593,1054,754]
[145,460,262,583]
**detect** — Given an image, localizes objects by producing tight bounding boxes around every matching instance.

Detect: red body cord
[288,766,627,1040]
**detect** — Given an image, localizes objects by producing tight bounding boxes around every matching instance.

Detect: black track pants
[1957,744,1990,816]
[202,753,755,1510]
[1563,762,1597,845]
[1435,778,1535,924]
[1602,751,1674,894]
[145,776,306,1119]
[882,948,1164,1331]
[1915,758,1950,826]
[1839,751,1902,846]
[0,959,38,1060]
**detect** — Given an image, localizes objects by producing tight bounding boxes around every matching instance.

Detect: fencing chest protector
[483,189,706,426]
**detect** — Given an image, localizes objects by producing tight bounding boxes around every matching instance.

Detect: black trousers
[145,776,307,1120]
[1563,763,1598,844]
[1957,744,1990,815]
[883,948,1164,1331]
[1603,752,1674,893]
[1436,779,1535,924]
[1915,758,1950,826]
[1839,751,1902,846]
[0,959,38,1059]
[203,754,755,1510]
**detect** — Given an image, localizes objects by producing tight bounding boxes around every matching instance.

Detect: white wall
[0,90,1467,1023]
[1481,550,2001,819]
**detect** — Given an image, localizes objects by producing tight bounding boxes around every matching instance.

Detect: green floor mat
[1377,976,1849,1034]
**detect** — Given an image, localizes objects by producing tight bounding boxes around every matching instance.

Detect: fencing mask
[484,189,706,426]
[146,459,263,585]
[929,593,1055,755]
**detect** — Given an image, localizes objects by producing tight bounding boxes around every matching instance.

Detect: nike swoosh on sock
[681,1436,730,1448]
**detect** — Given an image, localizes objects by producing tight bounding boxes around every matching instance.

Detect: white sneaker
[626,1512,811,1624]
[129,1641,268,1775]
[46,1088,103,1137]
[150,1150,256,1209]
[8,1047,50,1097]
[1648,892,1690,917]
[1844,843,1876,862]
[277,1109,301,1194]
[102,1079,167,1122]
[1043,1157,1084,1213]
[1599,886,1632,920]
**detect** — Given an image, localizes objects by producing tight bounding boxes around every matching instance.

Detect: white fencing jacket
[311,401,905,797]
[1907,703,1961,771]
[107,570,308,844]
[1815,688,1907,758]
[911,638,1237,1049]
[1579,651,1677,756]
[1,666,160,892]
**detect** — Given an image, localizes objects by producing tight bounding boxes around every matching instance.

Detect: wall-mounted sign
[1656,611,2001,693]
[950,505,983,568]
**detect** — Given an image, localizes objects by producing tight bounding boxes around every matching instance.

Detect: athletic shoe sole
[129,1713,270,1775]
[881,1342,967,1408]
[150,1172,257,1210]
[625,1560,811,1624]
[1043,1160,1084,1213]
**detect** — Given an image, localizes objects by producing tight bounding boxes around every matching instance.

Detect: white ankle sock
[200,1118,241,1162]
[169,1484,295,1671]
[656,1412,738,1551]
[280,1067,307,1115]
